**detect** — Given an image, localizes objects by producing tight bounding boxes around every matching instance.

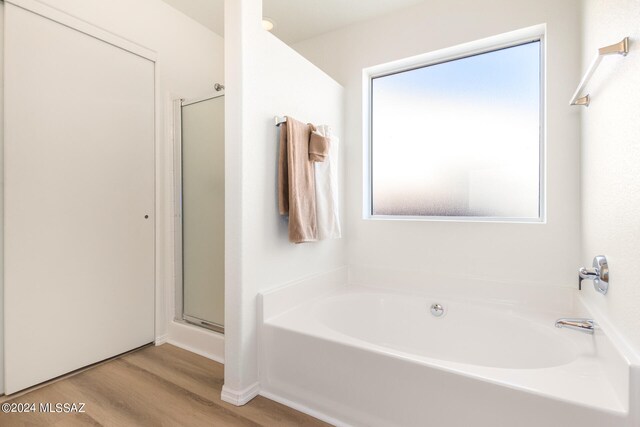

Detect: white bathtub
[259,274,639,427]
[316,292,578,369]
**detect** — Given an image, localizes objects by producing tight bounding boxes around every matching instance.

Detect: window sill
[363,215,546,224]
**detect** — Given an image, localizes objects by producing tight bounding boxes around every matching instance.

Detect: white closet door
[4,4,155,394]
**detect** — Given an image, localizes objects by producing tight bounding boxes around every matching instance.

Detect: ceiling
[160,0,426,45]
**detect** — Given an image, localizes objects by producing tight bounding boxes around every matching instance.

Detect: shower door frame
[173,91,225,334]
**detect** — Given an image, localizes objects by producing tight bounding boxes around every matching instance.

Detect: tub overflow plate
[430,303,444,317]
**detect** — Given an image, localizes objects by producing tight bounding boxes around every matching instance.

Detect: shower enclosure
[174,89,224,333]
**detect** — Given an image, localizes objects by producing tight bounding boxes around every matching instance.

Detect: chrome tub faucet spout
[555,318,596,335]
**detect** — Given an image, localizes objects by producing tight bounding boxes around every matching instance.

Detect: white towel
[313,125,341,239]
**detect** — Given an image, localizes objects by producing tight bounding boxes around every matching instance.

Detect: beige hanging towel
[309,130,330,162]
[278,116,329,243]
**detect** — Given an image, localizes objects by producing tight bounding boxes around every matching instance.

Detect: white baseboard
[221,382,260,406]
[166,320,224,364]
[259,389,351,427]
[154,333,169,345]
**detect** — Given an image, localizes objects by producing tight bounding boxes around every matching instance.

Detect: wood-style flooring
[0,344,331,427]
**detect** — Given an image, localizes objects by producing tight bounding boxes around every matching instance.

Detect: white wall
[293,0,583,290]
[581,0,640,355]
[0,1,4,397]
[0,0,223,393]
[224,0,345,402]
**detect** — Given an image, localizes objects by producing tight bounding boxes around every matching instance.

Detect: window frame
[363,26,546,223]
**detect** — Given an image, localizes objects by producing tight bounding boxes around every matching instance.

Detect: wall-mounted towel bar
[275,116,287,127]
[570,37,630,107]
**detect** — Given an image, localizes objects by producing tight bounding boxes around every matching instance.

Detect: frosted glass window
[370,40,542,219]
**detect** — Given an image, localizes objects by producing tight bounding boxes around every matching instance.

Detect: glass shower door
[179,93,224,332]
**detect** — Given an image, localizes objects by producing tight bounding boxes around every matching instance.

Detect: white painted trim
[167,339,224,364]
[0,0,5,398]
[362,24,547,223]
[364,24,545,80]
[153,57,165,359]
[259,390,352,427]
[221,382,260,406]
[167,321,224,364]
[5,0,157,61]
[154,334,169,346]
[364,215,546,224]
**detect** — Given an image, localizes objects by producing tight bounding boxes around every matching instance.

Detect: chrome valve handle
[578,255,609,295]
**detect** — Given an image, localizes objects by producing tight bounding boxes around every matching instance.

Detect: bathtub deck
[0,344,330,427]
[261,286,632,427]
